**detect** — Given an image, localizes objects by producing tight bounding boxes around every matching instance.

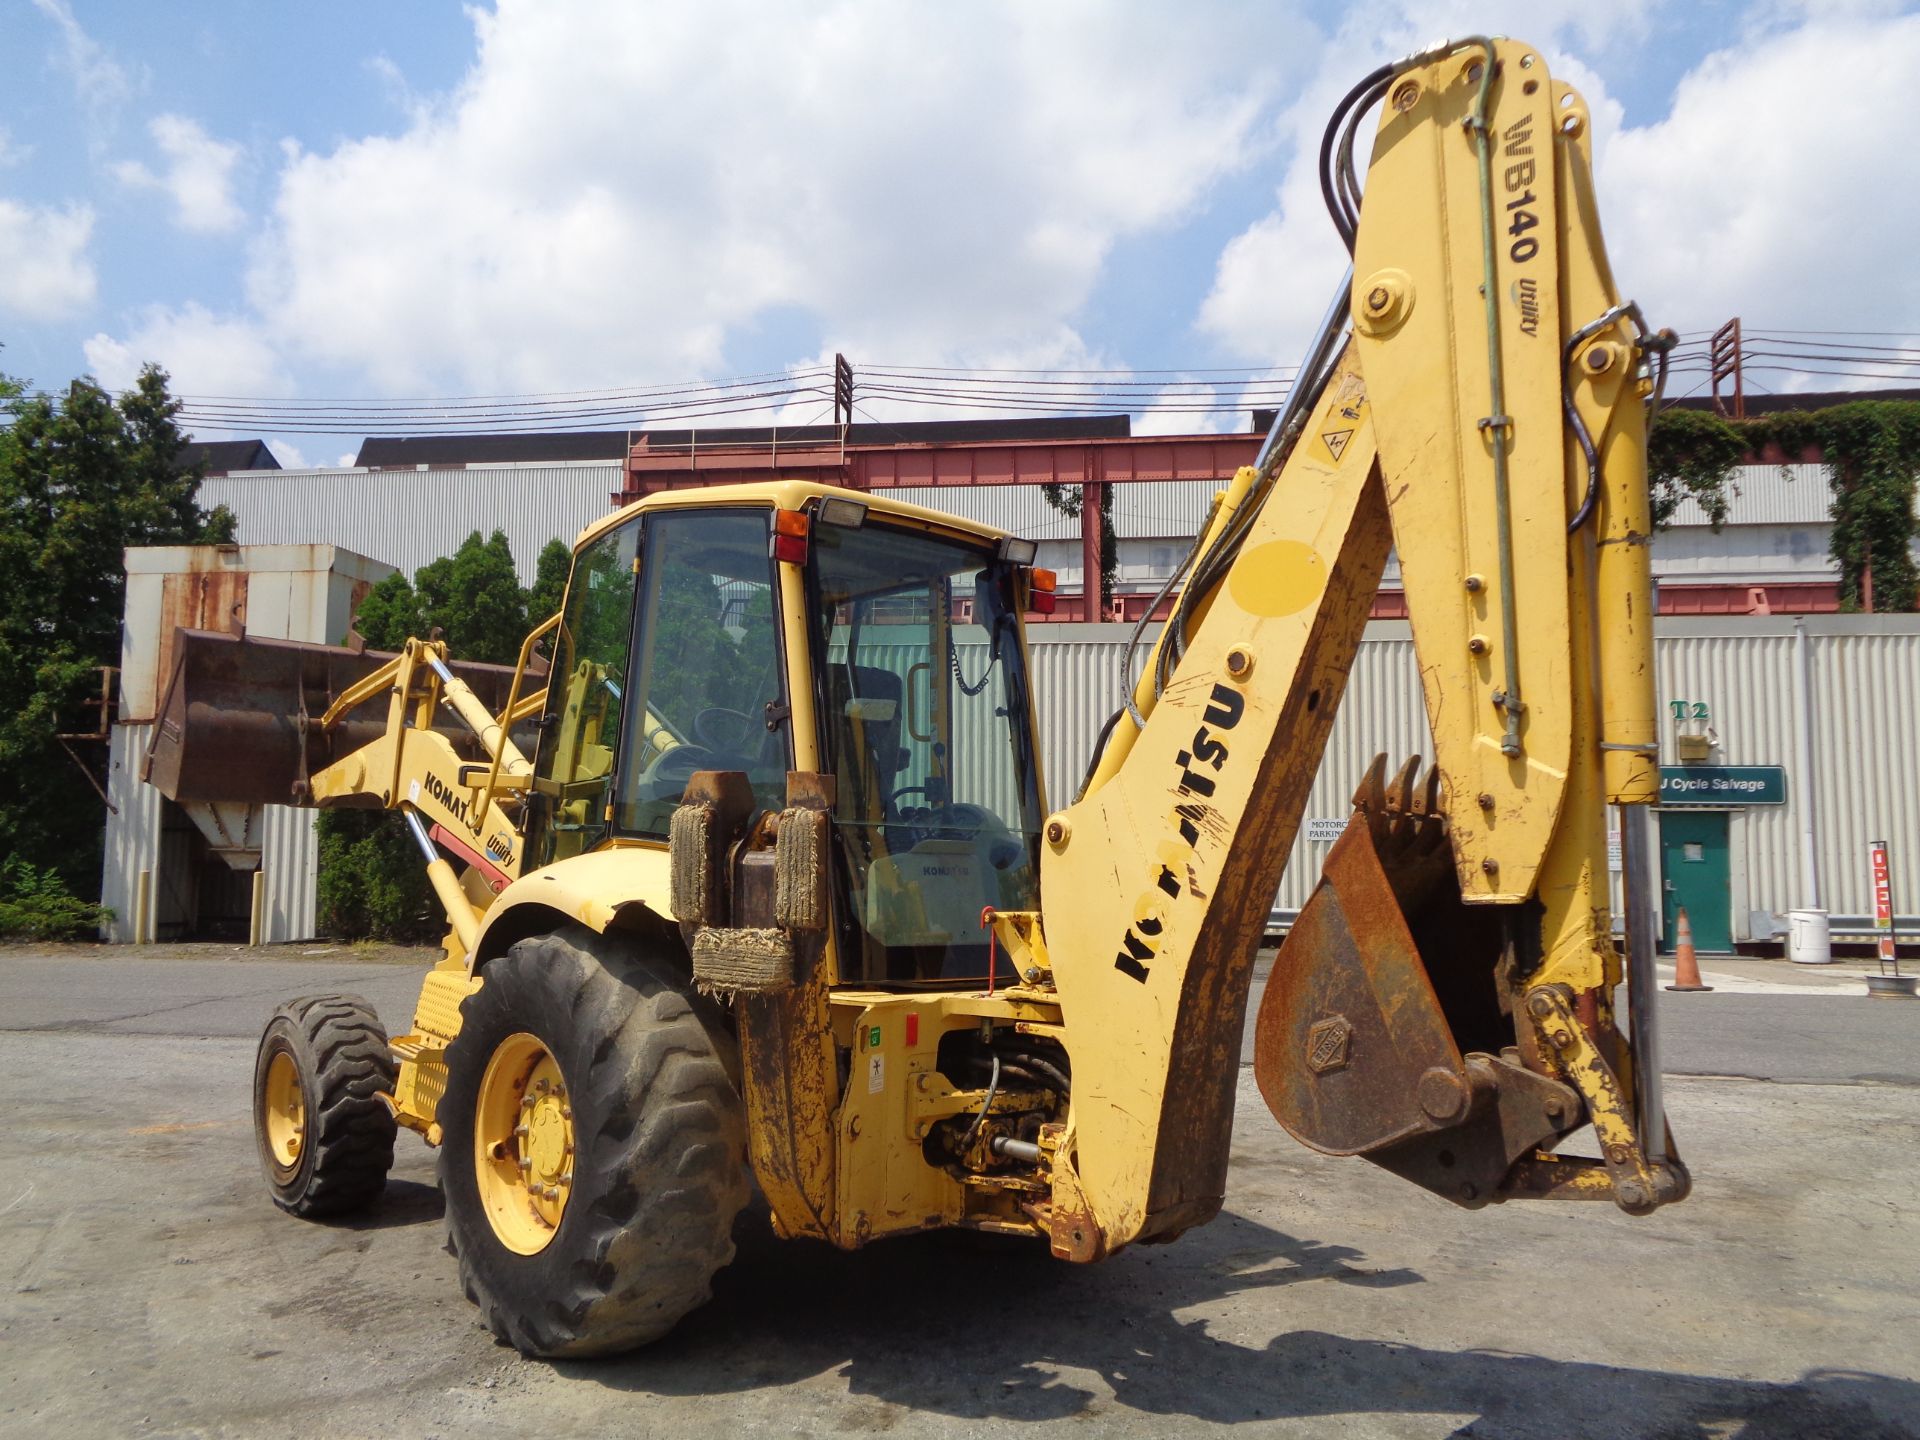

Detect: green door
[1659,810,1732,953]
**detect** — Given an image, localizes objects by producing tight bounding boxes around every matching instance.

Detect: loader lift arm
[1018,36,1684,1258]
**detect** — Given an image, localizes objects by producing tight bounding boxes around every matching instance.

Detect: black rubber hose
[1318,62,1397,250]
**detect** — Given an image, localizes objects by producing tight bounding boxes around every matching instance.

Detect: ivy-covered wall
[1650,402,1920,612]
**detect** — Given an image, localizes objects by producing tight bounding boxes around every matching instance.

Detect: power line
[24,331,1920,440]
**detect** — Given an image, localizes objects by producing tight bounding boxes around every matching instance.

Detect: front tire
[253,993,398,1217]
[439,925,748,1357]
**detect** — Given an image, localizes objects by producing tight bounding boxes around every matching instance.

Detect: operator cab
[527,492,1044,989]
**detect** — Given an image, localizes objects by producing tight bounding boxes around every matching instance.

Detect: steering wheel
[644,743,728,789]
[886,784,931,811]
[693,706,756,751]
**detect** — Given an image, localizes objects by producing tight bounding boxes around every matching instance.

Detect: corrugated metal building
[199,464,622,586]
[135,461,1917,950]
[204,459,1914,606]
[103,545,396,944]
[1022,617,1920,943]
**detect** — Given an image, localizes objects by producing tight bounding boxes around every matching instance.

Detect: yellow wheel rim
[474,1032,575,1255]
[263,1049,305,1170]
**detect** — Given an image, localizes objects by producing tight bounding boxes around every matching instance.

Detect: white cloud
[1595,13,1920,387]
[1133,382,1236,437]
[0,198,96,319]
[112,114,245,234]
[29,0,134,124]
[264,438,310,469]
[0,127,27,167]
[1194,1,1656,366]
[248,0,1313,395]
[1198,6,1920,400]
[84,303,292,397]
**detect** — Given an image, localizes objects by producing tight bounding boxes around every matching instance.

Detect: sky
[2,0,1918,467]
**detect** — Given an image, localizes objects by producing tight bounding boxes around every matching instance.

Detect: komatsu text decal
[422,771,472,828]
[1113,682,1246,984]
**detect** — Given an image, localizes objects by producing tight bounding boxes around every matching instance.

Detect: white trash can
[1787,908,1832,965]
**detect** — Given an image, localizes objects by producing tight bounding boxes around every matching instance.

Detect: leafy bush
[315,809,440,943]
[0,855,113,940]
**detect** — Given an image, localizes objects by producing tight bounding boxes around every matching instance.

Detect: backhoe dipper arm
[1034,38,1679,1260]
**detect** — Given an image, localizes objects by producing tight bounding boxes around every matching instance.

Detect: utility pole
[833,353,854,428]
[1709,318,1745,420]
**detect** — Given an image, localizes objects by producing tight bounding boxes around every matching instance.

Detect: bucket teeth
[1352,754,1388,814]
[1351,753,1448,859]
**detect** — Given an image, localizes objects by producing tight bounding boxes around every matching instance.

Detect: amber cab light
[772,508,810,565]
[1031,567,1057,614]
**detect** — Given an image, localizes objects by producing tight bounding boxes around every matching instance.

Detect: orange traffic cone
[1665,906,1713,992]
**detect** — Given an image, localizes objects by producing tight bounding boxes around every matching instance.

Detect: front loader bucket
[1254,757,1581,1209]
[144,629,523,808]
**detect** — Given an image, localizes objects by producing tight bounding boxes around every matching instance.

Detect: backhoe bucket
[1254,757,1578,1209]
[144,629,524,809]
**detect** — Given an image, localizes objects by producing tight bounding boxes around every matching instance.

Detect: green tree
[349,530,533,666]
[314,809,440,943]
[528,537,572,626]
[1650,401,1920,612]
[414,529,527,665]
[349,569,421,651]
[0,367,232,895]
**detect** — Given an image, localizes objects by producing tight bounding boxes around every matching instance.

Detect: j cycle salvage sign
[1657,766,1787,806]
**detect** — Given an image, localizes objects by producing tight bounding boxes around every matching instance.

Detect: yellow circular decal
[1229,540,1326,617]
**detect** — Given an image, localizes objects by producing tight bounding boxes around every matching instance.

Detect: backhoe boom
[1031,36,1682,1256]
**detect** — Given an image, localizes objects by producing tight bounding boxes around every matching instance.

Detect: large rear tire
[253,993,398,1217]
[438,924,748,1357]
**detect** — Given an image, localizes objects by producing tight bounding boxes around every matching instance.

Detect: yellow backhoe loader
[148,37,1687,1358]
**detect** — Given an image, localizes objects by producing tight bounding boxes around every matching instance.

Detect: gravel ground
[1,945,1915,1440]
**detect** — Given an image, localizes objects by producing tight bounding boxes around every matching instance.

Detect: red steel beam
[621,433,1261,498]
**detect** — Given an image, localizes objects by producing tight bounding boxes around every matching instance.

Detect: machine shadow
[559,1207,1918,1437]
[332,1177,444,1231]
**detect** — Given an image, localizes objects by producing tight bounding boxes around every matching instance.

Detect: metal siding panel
[102,723,162,942]
[1028,628,1125,814]
[1650,523,1836,581]
[1279,633,1428,914]
[118,573,166,727]
[890,486,1073,538]
[887,480,1225,542]
[1665,463,1833,527]
[1014,620,1918,932]
[1108,480,1223,539]
[261,806,319,943]
[201,466,623,583]
[1811,628,1920,921]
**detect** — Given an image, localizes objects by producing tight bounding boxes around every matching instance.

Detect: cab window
[614,508,789,837]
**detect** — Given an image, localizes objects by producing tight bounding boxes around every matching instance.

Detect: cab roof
[573,478,1011,553]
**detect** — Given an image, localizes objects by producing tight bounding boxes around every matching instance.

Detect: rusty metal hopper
[143,628,528,811]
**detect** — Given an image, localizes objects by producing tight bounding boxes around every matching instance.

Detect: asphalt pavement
[1,942,1917,1440]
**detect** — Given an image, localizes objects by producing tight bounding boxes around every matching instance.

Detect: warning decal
[1321,429,1353,461]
